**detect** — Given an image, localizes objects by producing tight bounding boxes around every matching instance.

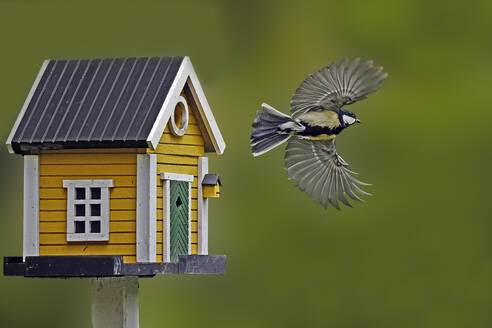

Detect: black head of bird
[250,58,387,209]
[339,110,361,128]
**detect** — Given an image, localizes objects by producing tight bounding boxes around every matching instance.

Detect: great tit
[250,58,387,209]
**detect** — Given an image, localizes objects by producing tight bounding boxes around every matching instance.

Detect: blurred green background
[0,0,490,327]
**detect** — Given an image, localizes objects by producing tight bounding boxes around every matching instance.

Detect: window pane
[76,188,86,200]
[91,188,101,200]
[75,204,85,216]
[91,204,101,216]
[75,221,85,233]
[90,221,101,233]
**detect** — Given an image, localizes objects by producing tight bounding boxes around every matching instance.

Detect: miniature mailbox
[4,56,226,277]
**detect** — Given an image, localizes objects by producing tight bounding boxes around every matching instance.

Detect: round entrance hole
[170,96,189,136]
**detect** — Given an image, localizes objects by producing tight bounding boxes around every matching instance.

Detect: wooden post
[91,277,139,328]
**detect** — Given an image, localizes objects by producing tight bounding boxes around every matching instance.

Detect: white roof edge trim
[146,56,226,154]
[146,57,189,150]
[186,59,226,155]
[6,60,50,154]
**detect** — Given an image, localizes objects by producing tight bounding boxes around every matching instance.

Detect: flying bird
[250,58,387,209]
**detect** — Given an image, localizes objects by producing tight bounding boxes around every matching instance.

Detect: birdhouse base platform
[3,255,226,278]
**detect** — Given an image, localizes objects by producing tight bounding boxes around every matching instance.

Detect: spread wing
[290,58,387,117]
[284,138,371,209]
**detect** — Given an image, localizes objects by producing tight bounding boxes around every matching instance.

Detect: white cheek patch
[343,115,356,125]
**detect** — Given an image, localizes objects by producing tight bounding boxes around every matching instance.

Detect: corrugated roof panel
[77,58,127,142]
[96,57,149,141]
[10,56,184,154]
[63,58,113,142]
[31,60,84,143]
[43,60,91,143]
[123,56,175,141]
[127,56,182,141]
[110,57,159,141]
[14,60,60,142]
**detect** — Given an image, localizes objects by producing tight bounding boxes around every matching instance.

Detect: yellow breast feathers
[298,111,340,128]
[307,134,336,141]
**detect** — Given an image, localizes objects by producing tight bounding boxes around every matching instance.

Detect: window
[63,180,113,241]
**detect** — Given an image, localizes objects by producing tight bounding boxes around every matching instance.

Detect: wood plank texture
[157,164,197,176]
[40,164,136,176]
[153,112,204,261]
[40,244,135,256]
[160,134,204,146]
[151,144,204,156]
[38,152,138,258]
[40,153,137,165]
[157,154,197,165]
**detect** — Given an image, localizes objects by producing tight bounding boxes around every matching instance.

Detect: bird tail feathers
[251,103,298,157]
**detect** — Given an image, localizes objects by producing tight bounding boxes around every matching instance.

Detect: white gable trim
[146,56,226,154]
[6,60,50,154]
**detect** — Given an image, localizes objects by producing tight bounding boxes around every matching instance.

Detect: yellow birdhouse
[202,174,221,198]
[4,56,226,278]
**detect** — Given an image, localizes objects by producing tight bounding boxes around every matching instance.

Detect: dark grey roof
[9,56,184,154]
[202,174,221,186]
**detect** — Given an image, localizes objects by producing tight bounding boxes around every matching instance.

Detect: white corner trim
[6,60,50,154]
[23,155,39,260]
[197,157,209,255]
[146,56,226,154]
[160,172,194,182]
[136,154,157,263]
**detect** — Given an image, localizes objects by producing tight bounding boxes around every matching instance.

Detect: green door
[170,180,190,262]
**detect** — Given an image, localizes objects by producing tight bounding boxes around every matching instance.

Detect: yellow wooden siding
[203,184,220,198]
[38,152,137,263]
[152,105,204,261]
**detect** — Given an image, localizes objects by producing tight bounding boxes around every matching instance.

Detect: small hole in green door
[176,196,183,207]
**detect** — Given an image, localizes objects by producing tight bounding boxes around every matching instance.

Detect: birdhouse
[202,174,221,198]
[4,56,226,277]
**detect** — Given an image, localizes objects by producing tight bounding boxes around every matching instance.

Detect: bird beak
[356,119,361,123]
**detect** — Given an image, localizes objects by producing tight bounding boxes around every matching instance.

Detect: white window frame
[160,172,193,262]
[63,179,113,242]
